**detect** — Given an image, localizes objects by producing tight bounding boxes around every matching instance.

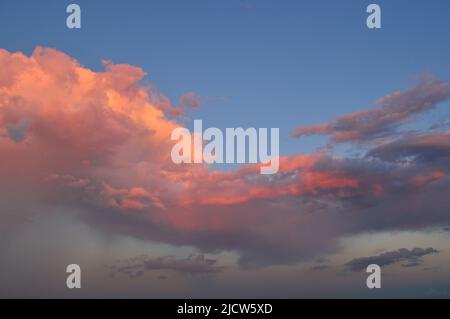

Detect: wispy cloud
[292,77,450,143]
[345,248,438,272]
[179,92,202,110]
[107,254,225,278]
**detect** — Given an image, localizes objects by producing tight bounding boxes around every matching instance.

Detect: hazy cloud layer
[292,77,450,143]
[107,254,225,278]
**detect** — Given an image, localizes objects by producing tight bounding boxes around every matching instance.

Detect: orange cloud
[1,47,449,266]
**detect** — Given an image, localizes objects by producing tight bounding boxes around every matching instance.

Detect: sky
[0,0,449,298]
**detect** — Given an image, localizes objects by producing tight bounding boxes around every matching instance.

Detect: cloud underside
[107,254,224,278]
[0,47,449,267]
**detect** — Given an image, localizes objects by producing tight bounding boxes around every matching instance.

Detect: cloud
[310,264,329,271]
[107,254,225,278]
[179,92,202,110]
[367,131,450,165]
[154,93,186,117]
[345,248,438,272]
[0,47,449,268]
[292,76,450,143]
[5,118,29,142]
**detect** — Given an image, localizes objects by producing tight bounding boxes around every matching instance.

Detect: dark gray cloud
[367,131,450,164]
[107,254,225,278]
[345,248,438,272]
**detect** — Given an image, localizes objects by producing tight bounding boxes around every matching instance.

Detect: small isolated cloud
[367,131,450,165]
[107,254,225,278]
[0,47,449,269]
[179,92,202,110]
[345,247,438,272]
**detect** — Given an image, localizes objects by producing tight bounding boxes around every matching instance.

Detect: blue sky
[2,0,449,156]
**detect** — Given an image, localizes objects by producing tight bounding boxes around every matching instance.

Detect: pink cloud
[292,76,450,142]
[179,92,202,110]
[1,47,449,266]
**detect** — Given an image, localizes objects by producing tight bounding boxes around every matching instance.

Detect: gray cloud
[345,248,438,272]
[107,254,225,278]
